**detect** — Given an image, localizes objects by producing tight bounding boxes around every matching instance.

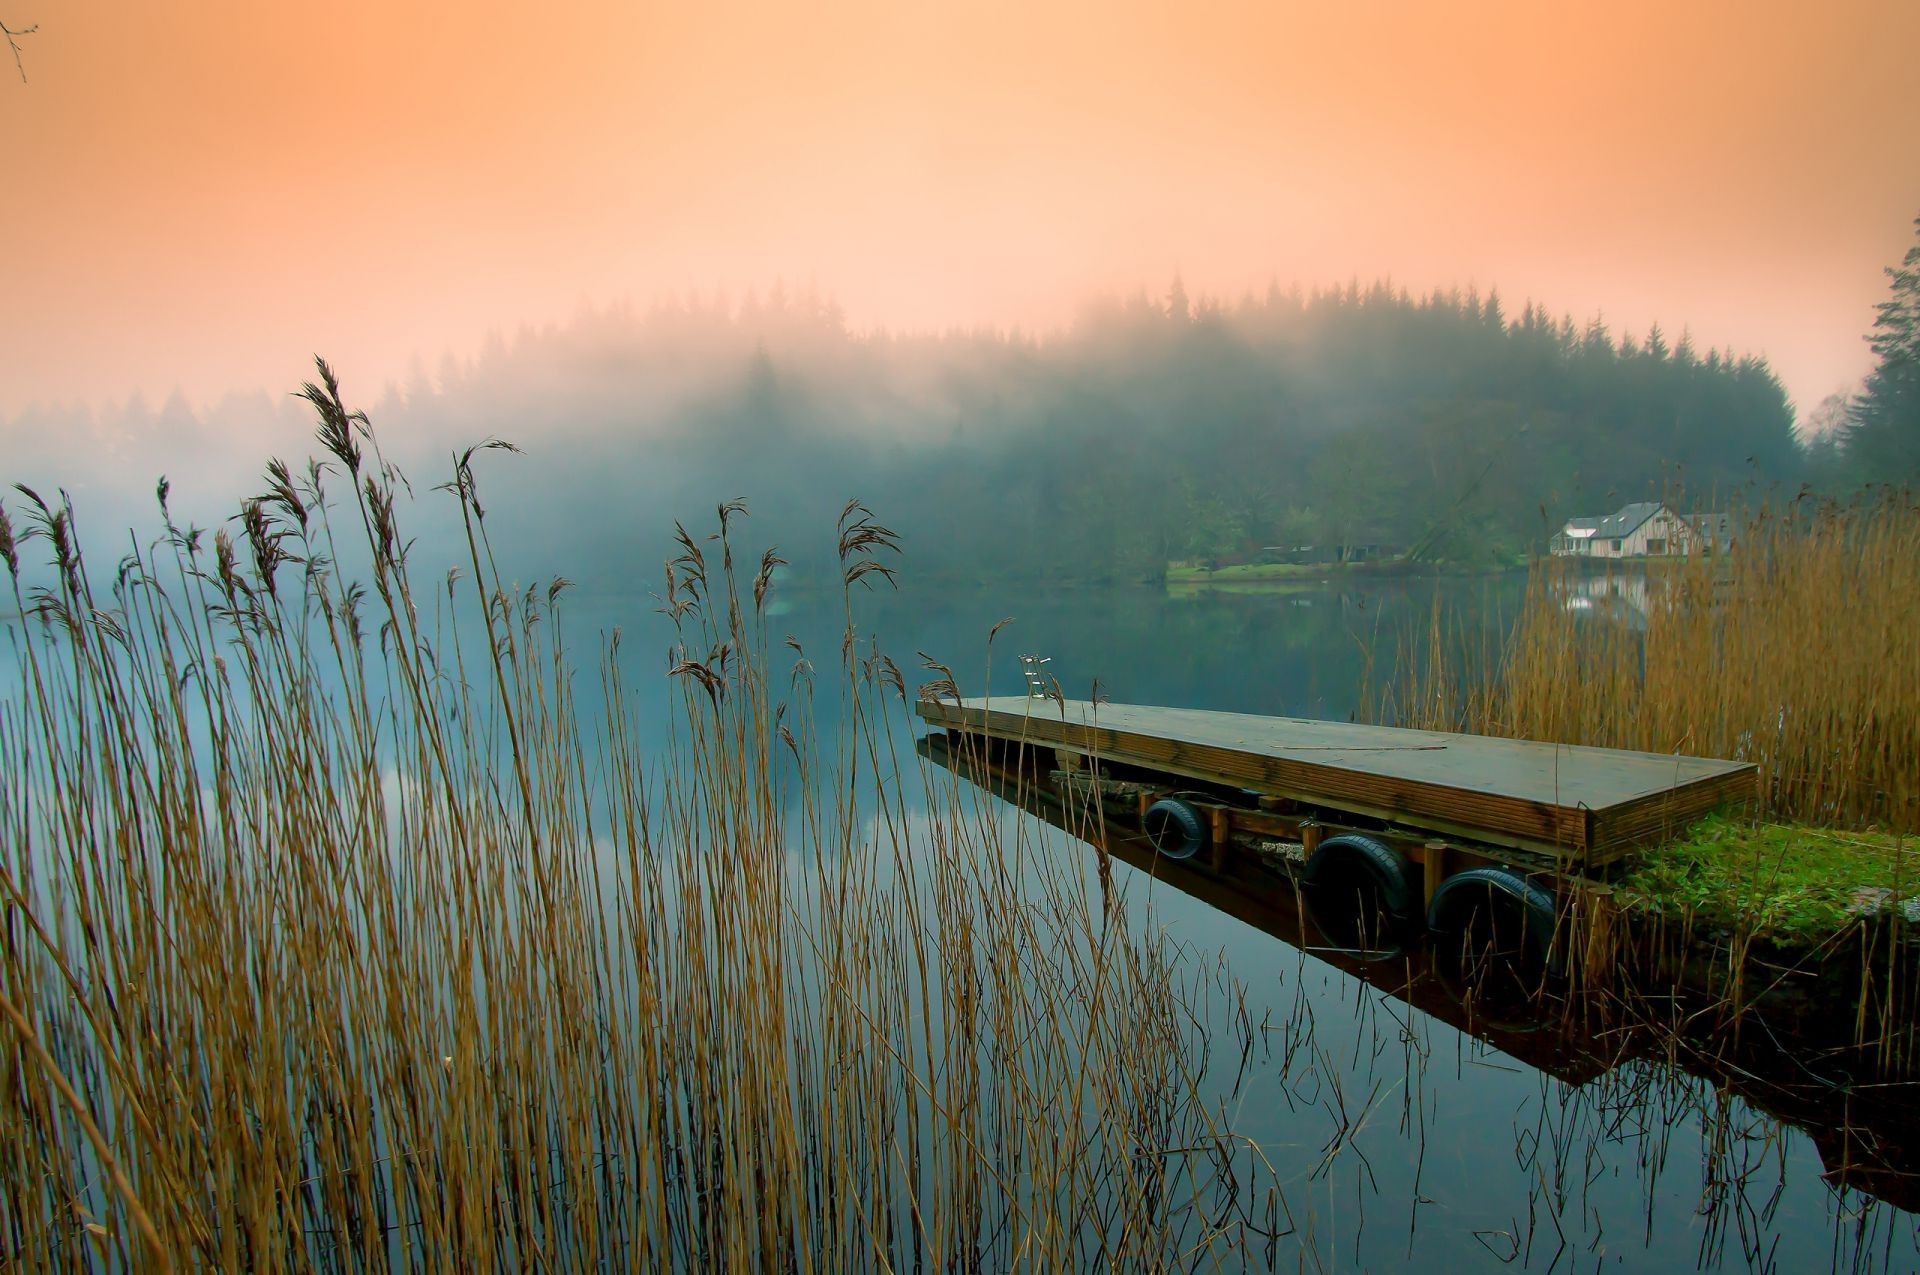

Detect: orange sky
[3,0,1916,423]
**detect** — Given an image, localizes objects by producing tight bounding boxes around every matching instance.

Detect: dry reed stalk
[0,362,1257,1270]
[1387,496,1920,833]
[1373,496,1920,1064]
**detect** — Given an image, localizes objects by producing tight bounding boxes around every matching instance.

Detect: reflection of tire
[1143,798,1208,861]
[1302,834,1421,954]
[1426,866,1557,982]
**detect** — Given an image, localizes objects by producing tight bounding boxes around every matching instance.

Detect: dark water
[9,564,1915,1270]
[885,576,1916,1272]
[553,570,1917,1272]
[928,733,1920,1273]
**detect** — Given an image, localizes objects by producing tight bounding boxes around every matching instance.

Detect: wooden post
[1423,840,1448,908]
[1580,883,1617,988]
[1209,807,1232,871]
[1301,820,1323,858]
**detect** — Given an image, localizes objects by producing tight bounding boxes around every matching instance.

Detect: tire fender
[1301,833,1423,946]
[1426,865,1558,971]
[1142,798,1208,861]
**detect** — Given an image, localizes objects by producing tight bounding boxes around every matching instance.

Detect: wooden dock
[916,696,1757,867]
[915,731,1920,1211]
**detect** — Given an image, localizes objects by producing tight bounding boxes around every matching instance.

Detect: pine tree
[1582,314,1612,356]
[1845,214,1920,479]
[1166,274,1191,322]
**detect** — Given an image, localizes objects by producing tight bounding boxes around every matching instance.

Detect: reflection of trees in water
[991,578,1528,721]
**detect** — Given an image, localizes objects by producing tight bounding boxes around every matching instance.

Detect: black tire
[1426,866,1558,990]
[1142,798,1208,861]
[1302,834,1421,954]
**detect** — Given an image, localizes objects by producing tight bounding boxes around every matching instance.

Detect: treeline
[3,277,1809,587]
[885,281,1801,579]
[1816,214,1920,487]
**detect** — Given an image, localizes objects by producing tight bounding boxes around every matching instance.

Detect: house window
[1610,539,1622,551]
[1647,538,1665,555]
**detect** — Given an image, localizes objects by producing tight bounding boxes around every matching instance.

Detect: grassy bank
[1166,561,1336,581]
[1167,558,1523,585]
[1617,815,1916,945]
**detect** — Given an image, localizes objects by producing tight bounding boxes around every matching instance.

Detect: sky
[2,0,1917,424]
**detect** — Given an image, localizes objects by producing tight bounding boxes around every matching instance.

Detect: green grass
[1618,814,1920,945]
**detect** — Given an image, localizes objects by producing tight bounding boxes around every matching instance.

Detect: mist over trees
[2,278,1806,589]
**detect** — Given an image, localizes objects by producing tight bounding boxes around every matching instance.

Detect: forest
[12,256,1915,588]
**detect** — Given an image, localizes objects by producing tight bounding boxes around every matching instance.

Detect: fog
[1,279,1808,598]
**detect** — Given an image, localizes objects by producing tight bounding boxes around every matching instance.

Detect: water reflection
[10,564,1915,1269]
[918,731,1920,1270]
[1560,570,1654,627]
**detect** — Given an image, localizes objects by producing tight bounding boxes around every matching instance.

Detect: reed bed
[0,363,1257,1270]
[1375,496,1920,1068]
[1381,494,1920,833]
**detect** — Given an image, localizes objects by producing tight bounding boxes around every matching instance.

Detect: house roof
[1558,502,1673,539]
[1593,502,1665,539]
[1557,503,1733,545]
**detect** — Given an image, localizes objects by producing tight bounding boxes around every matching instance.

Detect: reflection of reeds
[0,361,1245,1268]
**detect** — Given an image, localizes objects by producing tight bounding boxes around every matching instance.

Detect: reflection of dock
[916,696,1755,869]
[915,733,1610,1082]
[917,732,1920,1212]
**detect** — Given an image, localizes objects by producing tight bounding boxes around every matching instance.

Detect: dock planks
[916,696,1757,866]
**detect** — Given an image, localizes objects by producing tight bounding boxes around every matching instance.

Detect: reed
[1373,494,1920,1066]
[1380,493,1920,833]
[0,361,1254,1269]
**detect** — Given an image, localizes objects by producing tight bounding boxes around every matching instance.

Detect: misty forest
[15,267,1900,585]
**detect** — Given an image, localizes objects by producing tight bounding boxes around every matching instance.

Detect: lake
[561,569,1918,1271]
[4,561,1914,1271]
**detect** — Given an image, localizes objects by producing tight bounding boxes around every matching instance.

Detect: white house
[1550,502,1728,558]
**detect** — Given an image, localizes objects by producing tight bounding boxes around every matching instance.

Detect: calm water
[8,566,1915,1270]
[558,570,1919,1272]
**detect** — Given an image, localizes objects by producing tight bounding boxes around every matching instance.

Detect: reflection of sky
[1113,849,1903,1270]
[7,568,1914,1267]
[892,767,1915,1271]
